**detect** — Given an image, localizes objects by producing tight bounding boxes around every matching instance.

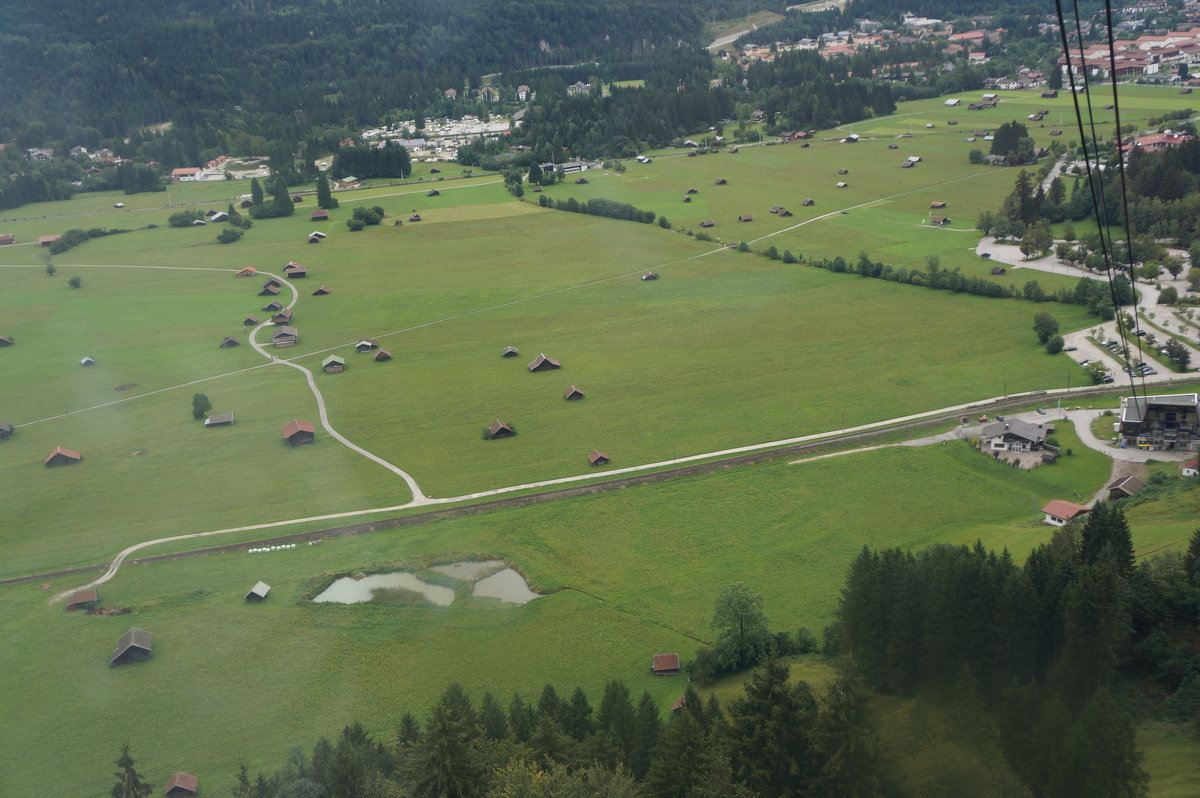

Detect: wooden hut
[110,627,152,666]
[715,178,727,185]
[0,421,13,441]
[80,356,95,367]
[686,187,698,194]
[682,196,691,203]
[311,209,329,221]
[588,450,609,466]
[291,195,304,203]
[246,581,271,602]
[235,267,257,277]
[282,419,316,446]
[778,208,792,217]
[738,214,752,222]
[164,772,198,798]
[37,233,59,245]
[574,177,588,184]
[1108,475,1145,499]
[888,143,899,149]
[322,355,345,373]
[262,300,283,313]
[308,234,323,244]
[374,349,392,362]
[563,385,585,400]
[485,419,515,439]
[45,446,81,467]
[272,326,298,347]
[699,219,715,228]
[990,265,1006,275]
[930,201,946,208]
[258,284,280,297]
[0,335,12,346]
[931,216,949,226]
[651,653,680,675]
[642,272,658,281]
[355,339,379,353]
[802,198,814,206]
[243,316,259,327]
[312,286,331,296]
[527,353,561,372]
[427,189,440,197]
[838,168,849,175]
[408,213,422,222]
[835,182,848,188]
[284,262,307,278]
[219,337,240,348]
[272,308,293,325]
[204,413,236,427]
[501,346,519,358]
[66,589,98,610]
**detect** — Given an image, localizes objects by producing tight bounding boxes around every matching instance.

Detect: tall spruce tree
[250,177,264,206]
[111,743,153,798]
[316,175,339,210]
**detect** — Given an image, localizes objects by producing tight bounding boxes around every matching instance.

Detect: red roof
[652,653,680,672]
[281,419,315,439]
[1183,457,1197,469]
[165,772,197,795]
[1042,500,1089,520]
[170,167,200,176]
[45,446,81,465]
[236,267,256,276]
[67,589,98,608]
[671,695,687,711]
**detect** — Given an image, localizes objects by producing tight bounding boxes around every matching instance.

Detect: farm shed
[900,161,914,168]
[738,214,752,222]
[355,339,379,353]
[262,300,283,313]
[263,277,281,289]
[110,628,152,666]
[164,772,198,797]
[210,211,229,223]
[272,308,293,325]
[527,353,561,372]
[235,267,257,277]
[802,198,814,206]
[991,265,1006,275]
[779,208,792,217]
[272,326,298,347]
[1042,500,1089,526]
[887,143,899,149]
[204,413,236,427]
[699,219,715,228]
[1182,458,1198,477]
[219,337,240,348]
[428,189,440,197]
[243,316,259,326]
[308,233,325,244]
[715,178,727,185]
[374,349,392,362]
[40,235,61,246]
[0,335,12,346]
[282,419,316,446]
[838,168,849,175]
[191,219,206,226]
[0,234,14,245]
[642,272,658,281]
[0,421,13,440]
[836,182,848,188]
[258,284,280,297]
[408,213,422,222]
[246,581,271,602]
[588,450,610,466]
[682,196,691,203]
[1107,475,1145,499]
[686,187,698,194]
[485,419,515,439]
[322,355,345,373]
[931,216,949,226]
[291,195,303,203]
[80,356,95,366]
[240,199,254,208]
[45,446,82,467]
[574,177,588,184]
[651,653,680,674]
[308,232,327,241]
[564,385,585,400]
[671,696,687,712]
[501,346,519,358]
[311,210,329,221]
[312,286,331,296]
[770,206,783,214]
[930,201,946,208]
[284,262,307,278]
[66,590,98,610]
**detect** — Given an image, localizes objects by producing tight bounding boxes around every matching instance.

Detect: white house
[1041,500,1090,526]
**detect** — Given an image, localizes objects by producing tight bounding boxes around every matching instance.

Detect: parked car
[1080,359,1092,366]
[1036,408,1047,415]
[1101,375,1115,383]
[1064,345,1078,351]
[1134,329,1146,336]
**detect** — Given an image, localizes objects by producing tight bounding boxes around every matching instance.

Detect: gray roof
[979,418,1050,443]
[111,627,152,663]
[1122,393,1199,424]
[204,413,236,426]
[247,581,271,599]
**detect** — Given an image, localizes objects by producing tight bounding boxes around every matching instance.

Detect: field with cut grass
[7,424,1181,797]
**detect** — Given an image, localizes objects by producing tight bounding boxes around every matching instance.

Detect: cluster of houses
[1059,26,1200,78]
[357,114,512,162]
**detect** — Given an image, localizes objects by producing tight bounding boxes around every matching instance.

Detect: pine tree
[316,175,339,210]
[111,743,153,798]
[271,179,295,217]
[478,692,508,741]
[629,691,661,779]
[507,693,535,743]
[816,671,882,798]
[561,686,594,741]
[596,680,636,760]
[192,392,212,420]
[250,177,264,206]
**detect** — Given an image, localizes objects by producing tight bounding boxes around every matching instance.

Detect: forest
[109,509,1200,798]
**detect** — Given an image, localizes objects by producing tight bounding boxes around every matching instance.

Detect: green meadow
[2,84,1199,795]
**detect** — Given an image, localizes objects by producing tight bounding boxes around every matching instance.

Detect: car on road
[1080,359,1092,366]
[1134,329,1146,336]
[1036,408,1047,415]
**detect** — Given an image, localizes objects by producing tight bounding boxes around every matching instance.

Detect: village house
[1119,393,1200,451]
[980,419,1051,453]
[1042,500,1090,526]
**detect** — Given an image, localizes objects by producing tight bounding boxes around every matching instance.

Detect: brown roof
[486,419,514,438]
[527,353,561,371]
[164,772,197,796]
[0,335,13,345]
[281,419,315,439]
[272,326,297,339]
[67,589,98,608]
[1108,475,1145,496]
[588,450,609,465]
[39,234,61,245]
[671,695,687,711]
[45,446,81,465]
[1042,500,1089,520]
[243,316,258,325]
[374,348,392,361]
[263,301,283,312]
[408,213,422,222]
[930,201,946,208]
[312,286,331,295]
[564,385,585,399]
[236,267,257,276]
[699,219,714,227]
[0,234,14,245]
[259,285,280,296]
[738,214,752,222]
[311,210,328,220]
[111,627,152,664]
[652,653,680,672]
[219,336,240,347]
[285,261,305,272]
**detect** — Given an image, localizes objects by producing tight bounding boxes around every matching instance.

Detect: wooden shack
[527,353,561,372]
[246,581,271,602]
[110,628,152,666]
[485,419,515,439]
[45,446,82,467]
[282,419,316,446]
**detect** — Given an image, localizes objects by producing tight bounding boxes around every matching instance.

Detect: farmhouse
[66,590,98,610]
[272,308,293,325]
[588,450,610,466]
[311,210,329,221]
[485,419,515,439]
[284,262,307,278]
[263,300,284,313]
[1182,457,1198,477]
[527,353,561,372]
[282,419,316,446]
[236,267,257,277]
[80,356,95,366]
[110,628,152,665]
[501,346,519,358]
[312,286,331,296]
[1118,393,1200,450]
[374,349,392,362]
[564,385,585,400]
[1107,475,1145,499]
[164,772,198,798]
[979,419,1050,453]
[205,413,236,427]
[355,339,379,352]
[246,581,271,602]
[0,421,13,440]
[322,355,345,373]
[651,653,681,675]
[45,446,81,467]
[219,336,240,348]
[1042,500,1090,526]
[272,326,298,347]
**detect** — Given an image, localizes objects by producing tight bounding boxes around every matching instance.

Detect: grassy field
[8,422,1187,797]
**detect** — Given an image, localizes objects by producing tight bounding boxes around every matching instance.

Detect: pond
[430,560,503,580]
[472,568,541,605]
[312,572,455,606]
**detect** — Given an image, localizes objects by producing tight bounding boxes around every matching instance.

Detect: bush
[351,206,383,225]
[68,276,82,289]
[168,209,203,228]
[1046,335,1064,354]
[216,228,243,244]
[346,218,365,231]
